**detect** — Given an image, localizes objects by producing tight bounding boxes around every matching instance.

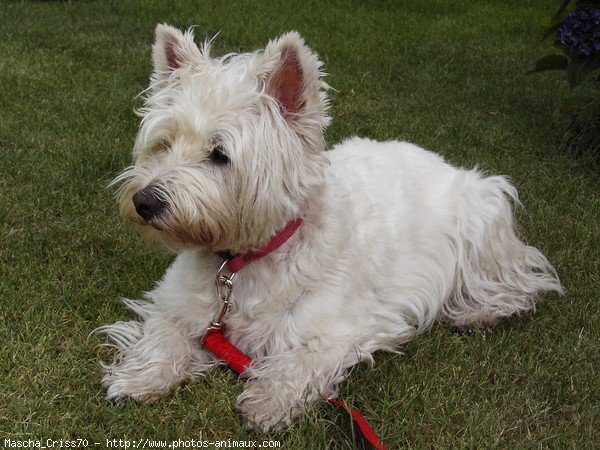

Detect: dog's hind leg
[442,172,564,330]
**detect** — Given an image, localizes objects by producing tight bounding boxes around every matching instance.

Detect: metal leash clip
[200,260,236,346]
[211,260,235,330]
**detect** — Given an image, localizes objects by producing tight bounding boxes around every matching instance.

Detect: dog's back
[326,136,564,331]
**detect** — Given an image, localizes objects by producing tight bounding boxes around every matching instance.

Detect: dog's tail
[442,171,564,329]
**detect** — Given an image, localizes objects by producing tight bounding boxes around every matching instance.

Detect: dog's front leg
[98,298,216,403]
[236,346,349,432]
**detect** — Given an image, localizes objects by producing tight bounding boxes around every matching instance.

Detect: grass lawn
[1,1,598,448]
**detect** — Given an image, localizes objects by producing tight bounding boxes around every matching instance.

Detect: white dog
[98,24,564,431]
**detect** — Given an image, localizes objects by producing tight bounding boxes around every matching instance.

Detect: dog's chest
[219,262,310,358]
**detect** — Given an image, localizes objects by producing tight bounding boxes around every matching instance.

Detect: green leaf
[527,55,569,74]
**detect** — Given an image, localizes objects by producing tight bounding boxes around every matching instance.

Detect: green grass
[1,1,598,448]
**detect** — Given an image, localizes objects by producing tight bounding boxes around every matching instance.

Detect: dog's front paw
[102,361,176,403]
[102,375,156,403]
[96,315,210,403]
[236,380,301,432]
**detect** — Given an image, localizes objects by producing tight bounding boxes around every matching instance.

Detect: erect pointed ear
[152,23,205,80]
[261,31,329,121]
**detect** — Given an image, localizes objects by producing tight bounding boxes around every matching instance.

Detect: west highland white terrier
[98,24,564,431]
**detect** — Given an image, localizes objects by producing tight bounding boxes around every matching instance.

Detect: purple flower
[556,7,600,57]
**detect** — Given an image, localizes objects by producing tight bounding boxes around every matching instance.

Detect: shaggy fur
[97,25,564,431]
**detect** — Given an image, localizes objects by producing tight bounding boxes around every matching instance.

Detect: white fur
[97,25,564,431]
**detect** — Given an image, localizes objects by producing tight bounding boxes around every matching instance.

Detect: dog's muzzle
[132,187,166,221]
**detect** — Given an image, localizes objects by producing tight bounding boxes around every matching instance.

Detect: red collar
[225,217,303,273]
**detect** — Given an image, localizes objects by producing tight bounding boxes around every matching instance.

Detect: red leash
[203,219,387,450]
[204,328,252,375]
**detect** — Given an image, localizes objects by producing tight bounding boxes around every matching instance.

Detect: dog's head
[114,25,330,253]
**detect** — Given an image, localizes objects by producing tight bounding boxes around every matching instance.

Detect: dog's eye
[209,146,230,165]
[151,139,170,153]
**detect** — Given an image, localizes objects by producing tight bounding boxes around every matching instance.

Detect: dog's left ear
[260,31,329,123]
[152,24,206,81]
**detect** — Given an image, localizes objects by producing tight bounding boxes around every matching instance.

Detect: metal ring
[217,260,236,282]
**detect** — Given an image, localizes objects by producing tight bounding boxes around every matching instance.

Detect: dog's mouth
[135,211,220,250]
[135,212,171,234]
[144,218,166,232]
[127,214,168,238]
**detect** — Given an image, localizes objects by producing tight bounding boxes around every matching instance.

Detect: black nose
[132,188,166,221]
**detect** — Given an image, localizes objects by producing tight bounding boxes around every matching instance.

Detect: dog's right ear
[152,24,205,81]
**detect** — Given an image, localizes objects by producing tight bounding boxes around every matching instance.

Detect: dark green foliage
[527,0,600,87]
[528,0,600,161]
